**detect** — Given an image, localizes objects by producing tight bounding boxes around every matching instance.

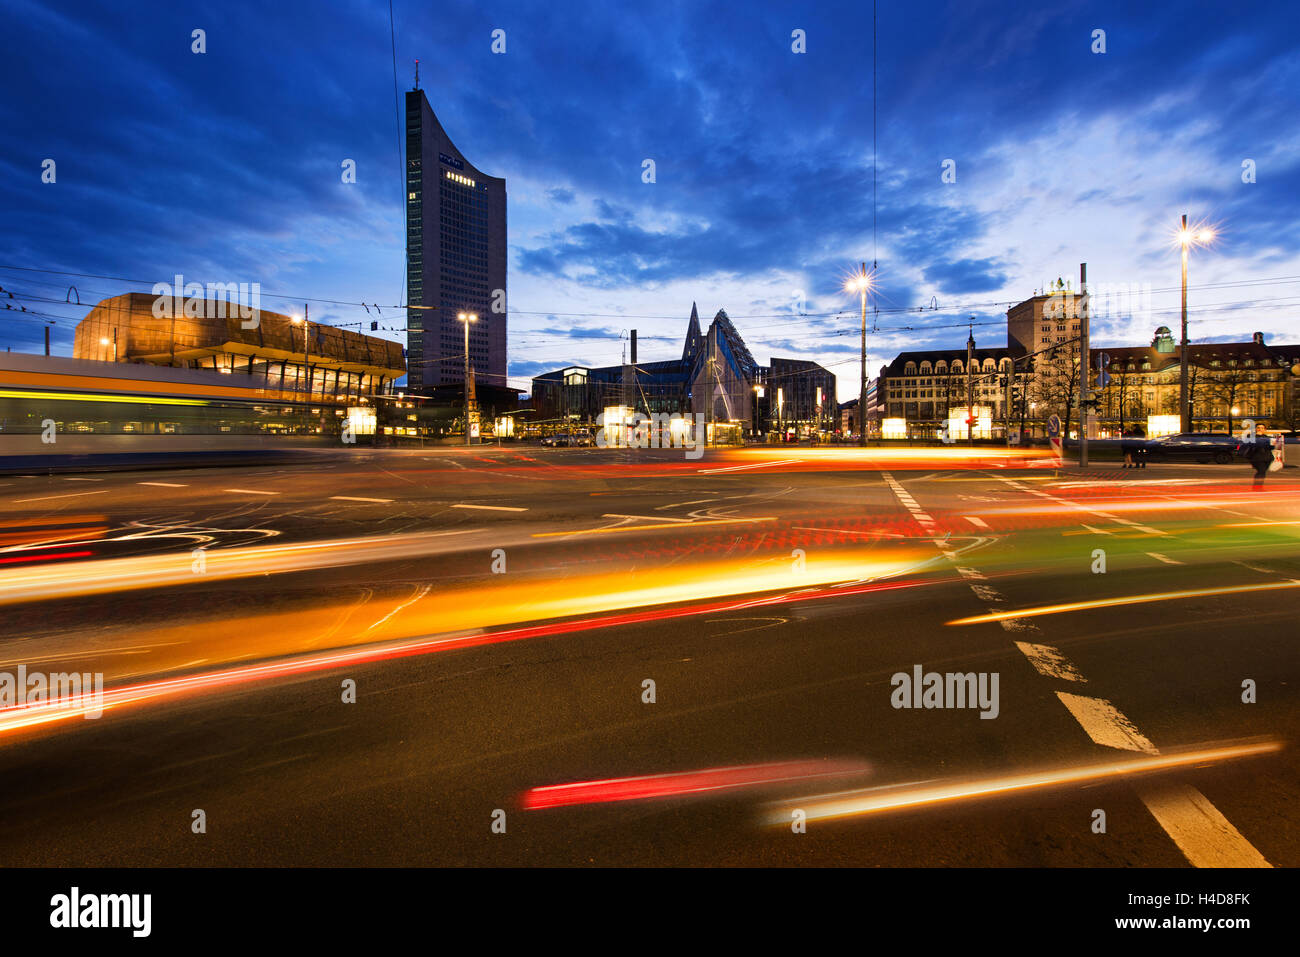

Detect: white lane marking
[955,566,986,580]
[964,516,990,528]
[224,488,280,495]
[697,458,803,474]
[12,489,111,503]
[1014,642,1086,682]
[602,513,691,523]
[1005,477,1272,868]
[330,496,394,503]
[969,584,1003,603]
[62,477,102,482]
[999,617,1041,633]
[1080,524,1114,535]
[1146,552,1183,565]
[451,503,528,512]
[1055,692,1157,753]
[1135,783,1272,869]
[138,481,189,487]
[1000,478,1169,536]
[1234,560,1275,575]
[882,472,936,528]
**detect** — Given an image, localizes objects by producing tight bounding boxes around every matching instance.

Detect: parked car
[544,431,595,448]
[1142,432,1238,464]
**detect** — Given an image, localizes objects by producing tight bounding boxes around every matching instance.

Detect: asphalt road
[0,443,1296,866]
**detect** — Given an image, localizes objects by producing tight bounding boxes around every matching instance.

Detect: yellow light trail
[948,580,1300,626]
[531,516,777,538]
[0,528,481,606]
[0,388,208,407]
[762,741,1282,826]
[0,546,932,688]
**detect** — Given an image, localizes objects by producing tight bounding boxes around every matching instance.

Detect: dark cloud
[1,0,1295,374]
[922,258,1010,295]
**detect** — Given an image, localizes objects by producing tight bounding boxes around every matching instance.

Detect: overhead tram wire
[388,0,407,312]
[3,264,1299,340]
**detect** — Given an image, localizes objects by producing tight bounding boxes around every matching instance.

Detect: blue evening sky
[2,0,1297,395]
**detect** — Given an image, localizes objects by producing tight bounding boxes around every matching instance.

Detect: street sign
[1096,352,1111,388]
[1047,414,1062,467]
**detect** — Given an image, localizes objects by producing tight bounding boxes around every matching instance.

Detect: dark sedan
[1142,432,1239,464]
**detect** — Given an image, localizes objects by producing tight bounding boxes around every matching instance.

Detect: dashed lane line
[1135,783,1273,869]
[1055,692,1272,867]
[12,489,112,503]
[1014,642,1086,682]
[972,471,1273,867]
[1055,692,1157,753]
[999,477,1168,536]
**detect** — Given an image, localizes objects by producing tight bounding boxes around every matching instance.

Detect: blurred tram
[0,354,358,471]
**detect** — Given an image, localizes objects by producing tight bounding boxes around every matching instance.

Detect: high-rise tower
[405,86,507,391]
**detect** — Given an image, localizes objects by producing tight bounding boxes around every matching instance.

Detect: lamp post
[1176,215,1216,432]
[99,331,117,362]
[458,312,478,445]
[291,307,310,399]
[845,263,873,446]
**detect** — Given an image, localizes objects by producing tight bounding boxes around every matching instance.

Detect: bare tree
[1032,343,1082,440]
[1208,356,1254,433]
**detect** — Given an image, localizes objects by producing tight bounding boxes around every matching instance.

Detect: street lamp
[457,312,478,445]
[99,331,117,362]
[844,264,874,446]
[291,308,310,398]
[1175,215,1216,432]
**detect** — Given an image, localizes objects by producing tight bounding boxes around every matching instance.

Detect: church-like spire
[682,302,703,364]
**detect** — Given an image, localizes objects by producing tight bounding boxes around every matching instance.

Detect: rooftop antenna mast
[414,58,420,90]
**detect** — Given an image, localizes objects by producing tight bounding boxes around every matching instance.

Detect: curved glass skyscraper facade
[405,87,507,391]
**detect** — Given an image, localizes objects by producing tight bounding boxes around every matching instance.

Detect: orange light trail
[531,516,777,538]
[947,580,1300,626]
[762,741,1282,825]
[0,575,931,741]
[522,759,871,809]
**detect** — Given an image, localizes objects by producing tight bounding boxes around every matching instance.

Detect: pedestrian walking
[1120,427,1136,468]
[1241,436,1277,489]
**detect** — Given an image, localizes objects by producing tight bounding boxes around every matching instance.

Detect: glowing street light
[844,264,875,446]
[1174,214,1217,431]
[290,309,310,398]
[457,312,478,445]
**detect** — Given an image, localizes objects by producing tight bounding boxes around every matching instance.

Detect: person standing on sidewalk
[1131,423,1147,469]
